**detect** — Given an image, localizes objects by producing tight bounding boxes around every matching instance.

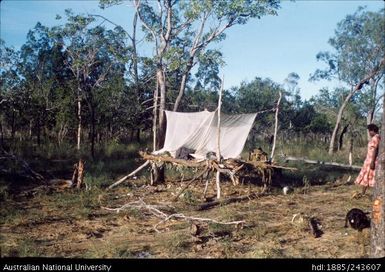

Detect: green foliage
[1,2,380,168]
[310,7,384,129]
[291,102,316,132]
[308,114,333,134]
[311,7,384,84]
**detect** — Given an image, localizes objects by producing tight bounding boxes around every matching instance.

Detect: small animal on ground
[344,208,370,232]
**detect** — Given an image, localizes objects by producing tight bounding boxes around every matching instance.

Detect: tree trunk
[367,109,375,140]
[157,68,166,148]
[152,81,159,152]
[0,119,3,148]
[329,92,352,154]
[36,118,41,146]
[150,163,165,185]
[11,111,15,143]
[270,92,282,162]
[338,124,349,151]
[367,77,381,140]
[329,59,385,155]
[29,120,33,140]
[136,129,140,143]
[216,77,224,199]
[349,135,353,166]
[132,13,139,87]
[152,68,166,184]
[370,94,385,258]
[173,61,193,112]
[129,129,134,142]
[77,88,82,152]
[90,106,96,159]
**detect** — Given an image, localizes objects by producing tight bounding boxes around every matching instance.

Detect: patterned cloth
[355,134,381,187]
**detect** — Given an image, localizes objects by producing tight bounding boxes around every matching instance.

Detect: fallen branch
[282,155,361,171]
[102,198,244,232]
[195,192,260,211]
[108,160,150,190]
[140,151,207,168]
[0,149,44,181]
[153,213,244,232]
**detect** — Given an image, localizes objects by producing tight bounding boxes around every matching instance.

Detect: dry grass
[0,171,373,258]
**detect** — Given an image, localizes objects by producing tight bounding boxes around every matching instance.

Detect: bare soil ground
[0,171,373,258]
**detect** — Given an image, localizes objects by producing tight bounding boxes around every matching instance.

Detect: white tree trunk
[216,76,224,199]
[76,88,82,151]
[270,92,282,162]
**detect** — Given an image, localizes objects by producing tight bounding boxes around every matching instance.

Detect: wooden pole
[370,93,385,258]
[270,92,282,162]
[216,76,224,199]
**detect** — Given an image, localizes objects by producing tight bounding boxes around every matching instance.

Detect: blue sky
[1,0,383,100]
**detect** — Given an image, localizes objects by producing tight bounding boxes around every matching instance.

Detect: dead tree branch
[102,199,244,232]
[108,160,150,190]
[282,155,361,171]
[195,192,261,211]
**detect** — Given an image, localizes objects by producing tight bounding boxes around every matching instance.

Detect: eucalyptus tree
[311,87,365,151]
[99,1,149,141]
[51,10,129,157]
[99,0,281,183]
[283,72,302,111]
[0,40,22,146]
[18,23,71,145]
[310,7,385,154]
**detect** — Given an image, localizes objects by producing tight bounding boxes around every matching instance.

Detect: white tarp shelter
[154,110,257,159]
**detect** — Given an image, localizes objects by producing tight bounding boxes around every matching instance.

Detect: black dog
[309,217,323,238]
[344,208,370,232]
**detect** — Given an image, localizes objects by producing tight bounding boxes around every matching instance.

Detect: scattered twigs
[138,151,294,194]
[102,199,244,232]
[211,161,239,186]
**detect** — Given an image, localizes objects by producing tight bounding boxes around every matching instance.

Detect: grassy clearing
[0,137,371,258]
[1,174,372,258]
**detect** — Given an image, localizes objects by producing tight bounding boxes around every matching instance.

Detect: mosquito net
[154,110,257,159]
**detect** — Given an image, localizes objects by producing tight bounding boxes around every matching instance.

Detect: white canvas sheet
[154,110,257,159]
